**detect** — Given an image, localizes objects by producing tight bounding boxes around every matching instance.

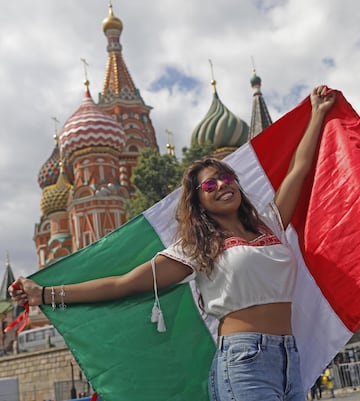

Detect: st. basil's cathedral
[33,4,271,271]
[0,3,272,331]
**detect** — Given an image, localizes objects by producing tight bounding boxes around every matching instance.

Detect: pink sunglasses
[196,173,235,193]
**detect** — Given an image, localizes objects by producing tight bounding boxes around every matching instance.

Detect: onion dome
[59,83,126,161]
[37,140,74,189]
[102,3,123,32]
[250,70,262,88]
[191,80,249,149]
[40,162,73,216]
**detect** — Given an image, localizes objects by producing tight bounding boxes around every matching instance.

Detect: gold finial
[209,59,217,93]
[80,58,90,87]
[51,117,60,146]
[165,129,175,157]
[51,116,60,135]
[51,117,65,167]
[251,55,256,74]
[5,251,10,268]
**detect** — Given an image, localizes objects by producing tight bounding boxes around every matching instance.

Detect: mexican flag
[30,88,360,401]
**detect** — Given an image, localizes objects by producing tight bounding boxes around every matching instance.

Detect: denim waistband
[217,332,297,351]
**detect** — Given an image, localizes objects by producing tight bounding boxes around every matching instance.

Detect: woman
[10,86,336,401]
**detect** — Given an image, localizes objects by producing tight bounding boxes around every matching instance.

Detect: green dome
[191,89,249,149]
[250,71,262,87]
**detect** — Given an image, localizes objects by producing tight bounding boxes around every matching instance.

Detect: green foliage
[126,148,182,218]
[181,142,215,168]
[125,143,215,219]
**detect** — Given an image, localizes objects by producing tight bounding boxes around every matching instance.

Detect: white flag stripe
[144,142,352,391]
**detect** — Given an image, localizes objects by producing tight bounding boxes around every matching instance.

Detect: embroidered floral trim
[224,226,281,249]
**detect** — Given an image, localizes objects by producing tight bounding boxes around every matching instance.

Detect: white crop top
[157,201,297,321]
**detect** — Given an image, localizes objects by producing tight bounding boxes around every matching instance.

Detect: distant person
[311,376,322,400]
[323,367,335,398]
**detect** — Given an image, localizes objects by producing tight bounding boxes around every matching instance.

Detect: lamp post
[70,360,77,399]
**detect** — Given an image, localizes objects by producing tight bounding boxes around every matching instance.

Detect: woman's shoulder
[157,241,200,272]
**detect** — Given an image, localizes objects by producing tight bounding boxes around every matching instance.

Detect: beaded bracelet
[51,287,56,311]
[59,285,66,310]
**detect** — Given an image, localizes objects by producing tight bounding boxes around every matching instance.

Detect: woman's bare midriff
[218,302,293,336]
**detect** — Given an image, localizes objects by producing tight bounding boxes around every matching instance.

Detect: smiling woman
[3,0,360,398]
[8,86,360,401]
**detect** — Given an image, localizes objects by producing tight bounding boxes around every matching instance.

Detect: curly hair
[175,158,260,274]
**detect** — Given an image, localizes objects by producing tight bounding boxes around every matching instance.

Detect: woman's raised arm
[9,255,193,307]
[274,85,336,228]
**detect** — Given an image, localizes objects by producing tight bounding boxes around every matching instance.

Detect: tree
[126,148,182,218]
[180,142,215,168]
[126,142,216,219]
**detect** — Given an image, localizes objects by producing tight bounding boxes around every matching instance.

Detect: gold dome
[40,167,73,216]
[102,4,123,32]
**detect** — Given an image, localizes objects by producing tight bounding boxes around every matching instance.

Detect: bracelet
[59,285,66,310]
[51,287,56,311]
[41,286,46,305]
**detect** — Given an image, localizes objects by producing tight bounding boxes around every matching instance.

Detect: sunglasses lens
[221,174,235,185]
[198,174,235,192]
[201,179,217,192]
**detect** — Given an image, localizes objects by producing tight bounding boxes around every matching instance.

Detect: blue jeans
[208,333,305,401]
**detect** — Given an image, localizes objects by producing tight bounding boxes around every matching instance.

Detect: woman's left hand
[310,85,336,114]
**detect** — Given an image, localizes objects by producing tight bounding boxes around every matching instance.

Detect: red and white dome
[59,86,126,160]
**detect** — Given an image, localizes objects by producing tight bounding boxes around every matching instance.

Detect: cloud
[322,57,336,68]
[149,66,201,94]
[1,0,360,278]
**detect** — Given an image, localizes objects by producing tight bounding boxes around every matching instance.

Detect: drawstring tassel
[151,302,160,323]
[150,257,167,333]
[156,308,166,332]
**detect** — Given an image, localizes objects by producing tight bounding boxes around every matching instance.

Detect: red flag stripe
[251,90,360,332]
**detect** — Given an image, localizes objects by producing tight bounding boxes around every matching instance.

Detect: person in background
[310,376,323,400]
[9,86,336,401]
[323,366,335,398]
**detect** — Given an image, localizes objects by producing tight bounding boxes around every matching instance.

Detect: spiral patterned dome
[40,164,73,216]
[191,82,249,149]
[37,143,74,189]
[59,85,126,161]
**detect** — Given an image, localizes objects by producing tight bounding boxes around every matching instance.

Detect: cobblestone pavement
[322,388,360,400]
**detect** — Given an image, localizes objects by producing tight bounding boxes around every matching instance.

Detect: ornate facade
[33,5,158,270]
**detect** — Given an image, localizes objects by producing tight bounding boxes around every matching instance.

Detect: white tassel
[156,309,166,333]
[151,302,160,323]
[150,256,167,333]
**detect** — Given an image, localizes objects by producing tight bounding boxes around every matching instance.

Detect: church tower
[98,4,158,193]
[248,69,272,139]
[0,254,18,351]
[34,4,158,268]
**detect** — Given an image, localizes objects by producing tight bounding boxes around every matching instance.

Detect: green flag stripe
[32,214,215,401]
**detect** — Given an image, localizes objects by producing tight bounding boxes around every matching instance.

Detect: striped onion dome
[59,84,126,161]
[40,163,73,216]
[191,80,249,149]
[37,142,74,189]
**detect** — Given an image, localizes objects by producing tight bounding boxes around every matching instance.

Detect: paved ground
[320,388,360,400]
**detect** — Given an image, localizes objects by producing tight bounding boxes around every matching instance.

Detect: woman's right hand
[8,277,42,306]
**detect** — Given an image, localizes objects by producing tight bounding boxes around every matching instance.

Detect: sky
[1,0,360,278]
